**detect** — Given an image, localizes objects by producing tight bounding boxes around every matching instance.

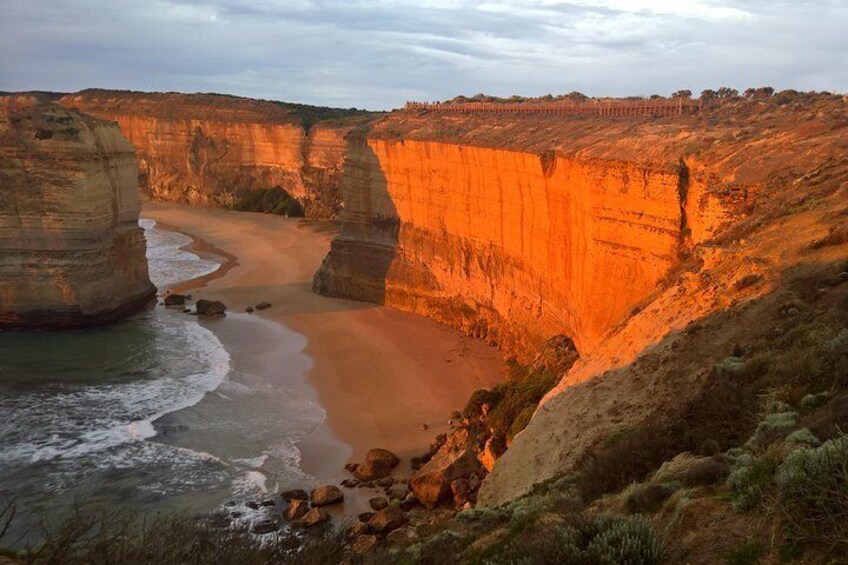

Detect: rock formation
[0,103,156,329]
[57,90,374,218]
[315,94,848,505]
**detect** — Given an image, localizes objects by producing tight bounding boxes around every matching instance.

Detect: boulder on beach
[281,488,308,501]
[298,508,329,528]
[367,506,406,535]
[285,499,309,521]
[369,497,388,511]
[351,534,381,554]
[164,294,187,306]
[410,428,483,509]
[310,485,344,507]
[358,512,375,523]
[196,299,227,317]
[388,484,409,501]
[255,302,272,310]
[351,448,401,481]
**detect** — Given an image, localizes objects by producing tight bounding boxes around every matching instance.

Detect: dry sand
[142,202,504,510]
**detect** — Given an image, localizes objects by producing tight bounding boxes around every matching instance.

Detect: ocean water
[0,219,323,546]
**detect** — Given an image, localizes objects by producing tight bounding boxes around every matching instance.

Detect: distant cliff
[0,103,156,329]
[58,90,377,218]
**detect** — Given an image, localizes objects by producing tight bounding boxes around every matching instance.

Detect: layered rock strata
[315,135,735,358]
[0,103,156,329]
[58,90,371,218]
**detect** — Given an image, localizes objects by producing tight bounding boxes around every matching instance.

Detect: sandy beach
[142,202,505,513]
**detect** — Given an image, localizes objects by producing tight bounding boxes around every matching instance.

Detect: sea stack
[0,102,156,329]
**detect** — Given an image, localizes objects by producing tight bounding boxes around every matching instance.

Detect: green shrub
[745,412,797,451]
[412,530,464,565]
[482,526,584,565]
[487,368,560,443]
[784,428,820,448]
[776,435,848,549]
[728,453,779,511]
[715,356,746,376]
[800,391,830,409]
[233,187,305,217]
[481,514,662,565]
[586,515,665,565]
[625,483,678,514]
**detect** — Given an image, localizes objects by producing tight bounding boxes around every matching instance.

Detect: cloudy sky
[1,0,845,109]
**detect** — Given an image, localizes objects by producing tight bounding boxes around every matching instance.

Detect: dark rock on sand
[196,299,226,317]
[281,489,308,501]
[164,294,187,306]
[351,534,381,554]
[368,507,406,534]
[358,512,376,523]
[351,448,401,481]
[298,508,329,528]
[311,485,344,507]
[410,428,483,509]
[285,499,309,521]
[369,497,389,511]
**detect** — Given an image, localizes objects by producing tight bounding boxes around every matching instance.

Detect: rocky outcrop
[57,90,373,218]
[0,103,156,329]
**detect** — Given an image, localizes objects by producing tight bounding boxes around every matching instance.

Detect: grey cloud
[0,0,845,109]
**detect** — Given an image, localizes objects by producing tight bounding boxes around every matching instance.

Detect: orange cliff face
[0,103,156,329]
[315,134,742,359]
[57,90,373,218]
[315,95,848,505]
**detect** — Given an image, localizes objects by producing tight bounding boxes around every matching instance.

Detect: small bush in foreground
[479,513,662,565]
[776,435,848,551]
[745,412,797,451]
[587,515,664,565]
[728,453,779,511]
[0,506,347,565]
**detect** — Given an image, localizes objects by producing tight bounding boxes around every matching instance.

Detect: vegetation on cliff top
[68,89,378,129]
[437,86,837,105]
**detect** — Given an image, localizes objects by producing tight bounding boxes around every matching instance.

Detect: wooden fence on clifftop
[404,98,701,117]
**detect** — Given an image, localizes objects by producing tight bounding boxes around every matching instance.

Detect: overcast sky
[1,0,845,110]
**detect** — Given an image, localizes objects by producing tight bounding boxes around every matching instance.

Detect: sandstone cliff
[0,103,156,329]
[315,93,848,504]
[57,90,375,218]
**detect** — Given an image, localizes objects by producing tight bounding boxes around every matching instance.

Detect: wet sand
[142,202,504,512]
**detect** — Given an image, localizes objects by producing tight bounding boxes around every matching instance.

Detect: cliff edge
[0,103,156,329]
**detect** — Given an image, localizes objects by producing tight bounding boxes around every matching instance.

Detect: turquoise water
[0,220,322,547]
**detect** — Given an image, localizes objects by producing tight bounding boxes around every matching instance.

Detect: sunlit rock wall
[0,104,156,329]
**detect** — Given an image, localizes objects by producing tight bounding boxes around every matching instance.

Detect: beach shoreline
[141,202,505,516]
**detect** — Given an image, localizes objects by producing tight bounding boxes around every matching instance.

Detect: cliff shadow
[312,132,399,306]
